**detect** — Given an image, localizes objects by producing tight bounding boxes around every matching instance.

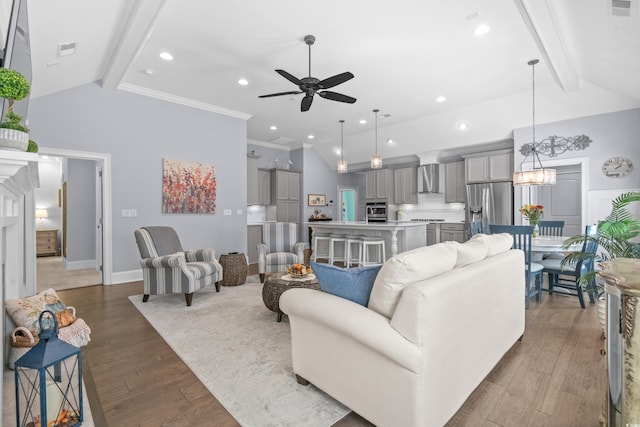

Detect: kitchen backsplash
[391,192,466,222]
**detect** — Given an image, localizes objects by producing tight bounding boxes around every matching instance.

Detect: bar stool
[312,233,331,263]
[329,234,347,266]
[345,235,363,268]
[361,236,386,266]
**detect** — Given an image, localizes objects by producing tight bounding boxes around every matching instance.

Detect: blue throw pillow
[311,261,382,306]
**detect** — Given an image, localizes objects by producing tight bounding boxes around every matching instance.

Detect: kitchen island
[307,221,427,261]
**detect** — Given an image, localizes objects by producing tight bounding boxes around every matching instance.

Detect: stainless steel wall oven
[366,203,387,223]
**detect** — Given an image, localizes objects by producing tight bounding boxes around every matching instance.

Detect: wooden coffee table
[262,272,320,322]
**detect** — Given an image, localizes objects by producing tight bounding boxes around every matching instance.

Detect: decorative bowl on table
[287,264,313,278]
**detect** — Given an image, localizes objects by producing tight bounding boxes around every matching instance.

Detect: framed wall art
[308,194,326,206]
[162,158,217,213]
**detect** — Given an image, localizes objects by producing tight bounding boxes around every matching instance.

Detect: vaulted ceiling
[26,0,640,167]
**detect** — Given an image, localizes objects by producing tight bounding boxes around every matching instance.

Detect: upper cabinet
[464,150,513,183]
[272,170,301,223]
[247,158,271,205]
[394,167,417,204]
[365,169,394,202]
[444,161,466,203]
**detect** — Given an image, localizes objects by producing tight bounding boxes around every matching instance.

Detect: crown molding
[118,83,252,120]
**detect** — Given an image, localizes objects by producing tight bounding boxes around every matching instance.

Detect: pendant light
[337,120,347,173]
[370,109,382,169]
[513,59,556,186]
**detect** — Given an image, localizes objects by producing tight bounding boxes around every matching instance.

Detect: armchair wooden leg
[142,294,149,303]
[185,293,193,306]
[215,281,220,292]
[260,273,265,283]
[295,374,310,386]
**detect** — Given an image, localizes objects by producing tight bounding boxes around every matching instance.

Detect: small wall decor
[162,158,217,213]
[519,134,592,158]
[308,194,326,206]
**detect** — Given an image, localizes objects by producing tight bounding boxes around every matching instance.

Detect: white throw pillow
[368,244,458,318]
[471,233,513,257]
[446,238,489,268]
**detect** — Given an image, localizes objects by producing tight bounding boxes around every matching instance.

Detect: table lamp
[35,209,48,228]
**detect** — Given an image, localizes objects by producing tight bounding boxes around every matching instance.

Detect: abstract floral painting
[162,159,216,213]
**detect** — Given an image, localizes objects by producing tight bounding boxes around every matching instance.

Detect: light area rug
[128,277,350,427]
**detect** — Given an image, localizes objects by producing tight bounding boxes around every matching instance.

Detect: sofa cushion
[368,243,458,318]
[445,238,489,268]
[311,261,382,306]
[471,233,513,257]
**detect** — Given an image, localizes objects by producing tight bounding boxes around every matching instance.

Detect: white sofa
[280,233,525,427]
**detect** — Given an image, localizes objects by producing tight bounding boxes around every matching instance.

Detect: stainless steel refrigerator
[466,182,514,231]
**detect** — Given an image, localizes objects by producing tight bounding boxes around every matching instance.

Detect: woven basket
[9,327,38,370]
[219,253,248,286]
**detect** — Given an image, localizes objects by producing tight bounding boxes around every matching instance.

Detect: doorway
[339,188,357,222]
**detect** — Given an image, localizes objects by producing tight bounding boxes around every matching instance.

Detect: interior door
[538,164,582,236]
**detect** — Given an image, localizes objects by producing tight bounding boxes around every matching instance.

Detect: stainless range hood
[418,164,440,193]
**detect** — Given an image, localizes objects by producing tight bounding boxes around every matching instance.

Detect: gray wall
[66,158,96,263]
[514,108,640,190]
[28,82,247,274]
[247,143,291,170]
[299,146,338,242]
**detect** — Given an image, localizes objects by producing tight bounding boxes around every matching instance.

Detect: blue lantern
[14,310,83,427]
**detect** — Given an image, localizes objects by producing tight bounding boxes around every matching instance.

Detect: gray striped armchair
[258,222,305,283]
[134,226,222,306]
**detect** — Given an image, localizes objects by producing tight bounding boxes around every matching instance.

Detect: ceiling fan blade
[258,91,302,98]
[301,95,314,112]
[276,69,303,86]
[318,72,354,89]
[318,91,357,104]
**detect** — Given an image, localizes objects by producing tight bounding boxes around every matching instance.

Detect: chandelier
[513,59,556,186]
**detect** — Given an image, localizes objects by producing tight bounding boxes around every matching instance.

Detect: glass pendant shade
[370,155,382,169]
[513,167,556,186]
[371,109,382,169]
[337,159,347,173]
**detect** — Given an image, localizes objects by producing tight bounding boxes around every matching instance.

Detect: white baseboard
[110,269,142,285]
[64,259,97,271]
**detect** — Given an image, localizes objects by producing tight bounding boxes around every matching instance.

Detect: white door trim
[517,156,589,231]
[39,147,113,285]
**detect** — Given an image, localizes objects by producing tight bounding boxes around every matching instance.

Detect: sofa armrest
[280,288,422,373]
[184,248,217,262]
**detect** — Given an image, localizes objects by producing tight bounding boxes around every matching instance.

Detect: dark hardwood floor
[58,279,606,427]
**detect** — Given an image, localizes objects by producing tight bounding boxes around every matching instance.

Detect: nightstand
[36,229,58,256]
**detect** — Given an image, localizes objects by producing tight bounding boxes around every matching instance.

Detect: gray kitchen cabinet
[247,158,271,205]
[247,225,262,263]
[272,170,300,223]
[440,223,466,243]
[426,224,437,245]
[276,201,300,223]
[444,161,466,203]
[464,150,513,183]
[394,167,418,204]
[366,169,394,201]
[257,169,271,205]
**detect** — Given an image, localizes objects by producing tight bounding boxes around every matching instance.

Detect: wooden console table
[36,229,58,256]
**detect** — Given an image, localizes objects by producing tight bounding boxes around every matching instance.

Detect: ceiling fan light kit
[258,35,357,112]
[371,109,382,169]
[513,59,556,186]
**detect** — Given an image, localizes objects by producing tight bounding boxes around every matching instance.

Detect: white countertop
[306,221,427,229]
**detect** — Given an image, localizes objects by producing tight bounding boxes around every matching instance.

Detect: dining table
[530,235,582,261]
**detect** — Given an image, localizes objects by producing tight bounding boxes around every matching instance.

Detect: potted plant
[0,68,30,151]
[561,191,640,330]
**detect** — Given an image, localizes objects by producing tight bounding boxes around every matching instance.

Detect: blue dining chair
[489,224,543,309]
[539,224,599,308]
[538,220,565,236]
[469,221,490,237]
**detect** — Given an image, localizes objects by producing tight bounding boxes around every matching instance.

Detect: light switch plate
[224,209,232,216]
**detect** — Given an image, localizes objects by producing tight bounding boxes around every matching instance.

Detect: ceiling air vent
[57,42,77,57]
[611,0,632,17]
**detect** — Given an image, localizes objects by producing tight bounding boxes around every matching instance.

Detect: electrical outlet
[236,209,243,216]
[121,209,137,217]
[224,209,232,216]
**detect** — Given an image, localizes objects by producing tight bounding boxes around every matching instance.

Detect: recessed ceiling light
[238,78,249,86]
[142,69,154,75]
[359,119,367,124]
[336,149,341,155]
[307,134,314,139]
[436,96,446,103]
[474,24,490,36]
[159,51,173,61]
[387,139,396,145]
[457,122,469,131]
[270,125,277,131]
